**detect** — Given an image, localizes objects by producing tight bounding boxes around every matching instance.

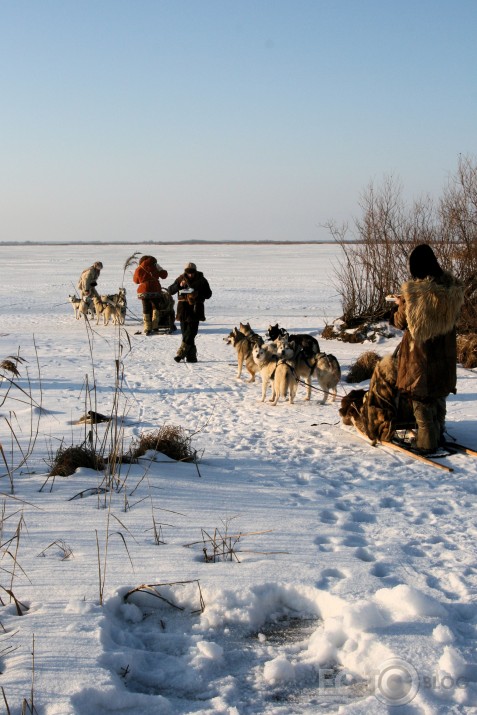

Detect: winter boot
[186,345,198,363]
[174,342,188,362]
[143,314,153,336]
[152,309,160,333]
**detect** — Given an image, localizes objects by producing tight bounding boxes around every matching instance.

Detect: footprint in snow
[319,509,339,524]
[316,568,347,590]
[340,534,368,548]
[379,496,403,509]
[314,535,333,552]
[371,562,392,578]
[349,510,376,524]
[354,547,376,563]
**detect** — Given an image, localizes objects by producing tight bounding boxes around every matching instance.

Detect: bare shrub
[328,155,477,334]
[321,324,336,340]
[346,351,382,383]
[327,176,428,324]
[457,334,477,369]
[49,445,105,477]
[129,426,196,463]
[322,320,393,344]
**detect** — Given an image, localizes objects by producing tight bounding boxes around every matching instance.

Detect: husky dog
[225,328,261,382]
[96,302,123,326]
[289,333,320,358]
[315,353,341,404]
[275,336,295,360]
[95,287,127,326]
[268,324,320,358]
[252,343,279,401]
[239,322,264,346]
[267,323,288,341]
[69,294,82,319]
[272,359,298,406]
[69,294,96,319]
[101,288,127,318]
[273,337,318,401]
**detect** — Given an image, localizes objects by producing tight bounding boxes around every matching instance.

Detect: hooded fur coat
[393,271,464,399]
[133,256,168,296]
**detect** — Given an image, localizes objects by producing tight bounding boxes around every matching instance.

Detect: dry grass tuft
[346,350,382,383]
[49,445,105,477]
[457,333,477,369]
[321,324,336,340]
[129,426,196,462]
[0,356,26,378]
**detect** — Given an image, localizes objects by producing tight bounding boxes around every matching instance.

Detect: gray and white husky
[271,359,298,405]
[69,294,96,319]
[274,337,318,401]
[252,343,279,401]
[315,353,341,404]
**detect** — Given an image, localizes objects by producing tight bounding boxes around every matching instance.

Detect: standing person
[133,255,168,335]
[167,262,212,362]
[392,244,464,453]
[77,261,104,316]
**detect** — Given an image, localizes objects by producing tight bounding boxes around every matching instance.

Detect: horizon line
[0,239,350,246]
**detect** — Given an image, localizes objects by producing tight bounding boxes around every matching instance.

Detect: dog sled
[152,289,177,334]
[339,354,477,471]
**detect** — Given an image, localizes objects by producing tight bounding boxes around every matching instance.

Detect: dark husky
[267,324,319,358]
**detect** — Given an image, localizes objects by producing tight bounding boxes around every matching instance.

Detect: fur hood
[401,271,464,344]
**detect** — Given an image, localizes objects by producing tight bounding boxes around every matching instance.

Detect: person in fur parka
[77,261,104,316]
[167,262,212,362]
[133,255,168,335]
[391,244,464,453]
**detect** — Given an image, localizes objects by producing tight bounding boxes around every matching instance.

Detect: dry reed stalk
[124,580,205,614]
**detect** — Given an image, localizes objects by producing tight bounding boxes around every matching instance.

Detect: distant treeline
[0,240,347,246]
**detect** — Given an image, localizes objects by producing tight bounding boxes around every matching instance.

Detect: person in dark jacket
[391,244,464,453]
[133,255,168,335]
[167,262,212,362]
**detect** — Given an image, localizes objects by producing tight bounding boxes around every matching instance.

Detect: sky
[1,0,476,243]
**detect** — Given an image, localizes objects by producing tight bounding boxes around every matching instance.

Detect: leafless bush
[322,320,393,344]
[346,351,382,383]
[329,155,477,333]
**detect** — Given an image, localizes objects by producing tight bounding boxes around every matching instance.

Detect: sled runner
[347,418,455,472]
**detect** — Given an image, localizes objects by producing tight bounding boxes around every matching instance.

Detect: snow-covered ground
[0,243,476,715]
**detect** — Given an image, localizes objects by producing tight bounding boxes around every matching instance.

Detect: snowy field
[0,242,476,715]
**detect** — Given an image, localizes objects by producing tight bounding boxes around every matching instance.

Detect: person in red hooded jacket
[133,255,168,335]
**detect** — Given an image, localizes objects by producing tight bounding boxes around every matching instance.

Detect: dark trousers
[140,294,162,316]
[180,319,199,356]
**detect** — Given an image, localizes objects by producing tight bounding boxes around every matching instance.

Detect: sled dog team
[69,288,127,326]
[226,322,341,406]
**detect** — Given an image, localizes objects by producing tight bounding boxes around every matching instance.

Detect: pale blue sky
[1,0,476,243]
